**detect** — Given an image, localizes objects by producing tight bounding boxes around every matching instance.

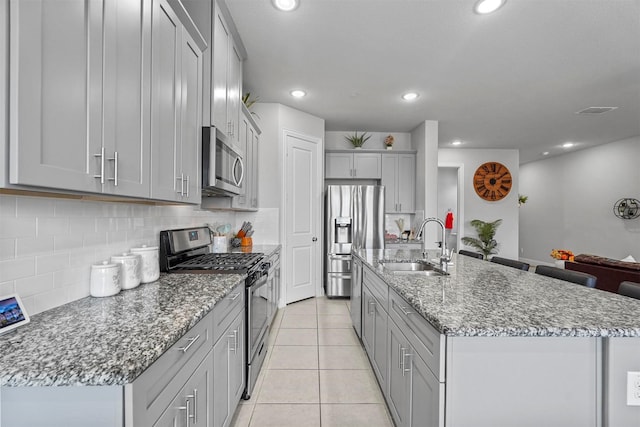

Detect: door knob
[312,237,318,242]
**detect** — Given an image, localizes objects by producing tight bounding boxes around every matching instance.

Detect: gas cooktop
[173,252,264,272]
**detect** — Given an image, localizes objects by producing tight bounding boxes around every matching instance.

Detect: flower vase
[386,146,392,150]
[554,260,565,269]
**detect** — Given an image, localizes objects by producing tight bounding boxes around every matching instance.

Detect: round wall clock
[473,162,512,201]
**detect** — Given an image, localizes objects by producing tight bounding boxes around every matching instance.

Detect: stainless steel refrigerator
[324,185,385,298]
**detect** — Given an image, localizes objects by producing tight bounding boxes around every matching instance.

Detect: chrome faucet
[416,217,449,267]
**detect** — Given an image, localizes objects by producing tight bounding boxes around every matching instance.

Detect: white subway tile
[54,266,90,288]
[0,239,15,261]
[69,248,97,268]
[19,295,36,315]
[0,257,36,281]
[69,217,96,234]
[0,217,37,238]
[32,288,69,314]
[96,218,117,233]
[82,201,105,218]
[0,281,15,295]
[67,282,90,301]
[83,232,108,248]
[54,234,84,252]
[36,253,70,274]
[16,236,54,257]
[37,217,69,236]
[54,199,85,217]
[15,273,54,297]
[16,196,55,217]
[116,217,133,231]
[0,196,17,217]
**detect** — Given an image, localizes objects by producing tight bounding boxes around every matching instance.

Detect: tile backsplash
[0,194,279,315]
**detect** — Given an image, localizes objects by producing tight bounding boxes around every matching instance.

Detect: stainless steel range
[159,227,270,399]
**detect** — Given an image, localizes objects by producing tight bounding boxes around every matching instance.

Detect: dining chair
[618,281,640,300]
[490,256,530,271]
[458,250,484,259]
[535,265,597,288]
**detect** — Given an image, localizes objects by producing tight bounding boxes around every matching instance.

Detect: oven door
[247,273,269,360]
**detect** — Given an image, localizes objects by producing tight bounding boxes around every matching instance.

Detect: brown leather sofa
[565,254,640,294]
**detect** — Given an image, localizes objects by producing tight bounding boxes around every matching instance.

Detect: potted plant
[518,194,528,207]
[461,219,502,260]
[345,131,371,149]
[384,134,394,150]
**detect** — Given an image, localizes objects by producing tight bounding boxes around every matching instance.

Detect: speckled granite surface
[355,248,640,338]
[0,273,245,387]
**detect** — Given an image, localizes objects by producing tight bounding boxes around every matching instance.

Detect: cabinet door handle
[403,350,412,376]
[176,173,184,196]
[178,401,190,427]
[107,151,118,186]
[185,175,190,198]
[399,203,402,211]
[228,330,238,352]
[94,146,105,184]
[368,299,376,315]
[177,334,200,353]
[187,389,198,424]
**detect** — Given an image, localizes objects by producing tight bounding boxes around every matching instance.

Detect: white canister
[212,236,228,253]
[130,245,160,283]
[90,261,121,297]
[110,252,141,290]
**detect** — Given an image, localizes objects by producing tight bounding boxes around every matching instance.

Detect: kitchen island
[353,248,640,427]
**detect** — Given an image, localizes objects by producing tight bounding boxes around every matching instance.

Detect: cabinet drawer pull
[368,299,376,315]
[399,305,413,316]
[177,334,200,353]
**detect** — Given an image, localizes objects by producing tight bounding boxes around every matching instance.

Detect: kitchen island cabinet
[0,273,246,427]
[353,249,640,427]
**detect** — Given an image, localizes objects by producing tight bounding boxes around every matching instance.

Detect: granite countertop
[354,248,640,338]
[0,273,245,387]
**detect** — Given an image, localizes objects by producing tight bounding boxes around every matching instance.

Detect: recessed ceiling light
[474,0,506,14]
[452,140,463,146]
[562,142,574,149]
[542,151,550,156]
[402,92,419,101]
[272,0,299,12]
[290,89,306,98]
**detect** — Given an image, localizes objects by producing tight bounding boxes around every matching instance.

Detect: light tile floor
[231,296,394,427]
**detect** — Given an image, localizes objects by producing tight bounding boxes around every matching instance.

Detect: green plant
[345,131,371,148]
[242,92,259,109]
[461,219,502,260]
[518,194,528,206]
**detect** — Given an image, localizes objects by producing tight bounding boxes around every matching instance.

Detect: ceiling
[225,0,640,164]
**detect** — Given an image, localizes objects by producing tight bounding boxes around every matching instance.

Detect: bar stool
[490,256,530,271]
[535,265,597,288]
[618,281,640,300]
[458,250,483,260]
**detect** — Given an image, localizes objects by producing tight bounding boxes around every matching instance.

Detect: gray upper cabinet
[150,0,203,204]
[325,151,382,179]
[212,1,242,145]
[381,153,415,213]
[8,0,104,193]
[7,0,202,203]
[231,106,260,211]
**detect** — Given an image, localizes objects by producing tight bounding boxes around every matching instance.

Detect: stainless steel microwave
[202,127,245,197]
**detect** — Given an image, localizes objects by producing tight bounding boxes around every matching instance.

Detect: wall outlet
[627,371,640,406]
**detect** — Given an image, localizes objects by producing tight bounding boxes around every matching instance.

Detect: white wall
[0,195,238,315]
[325,131,412,151]
[519,137,640,263]
[439,149,520,259]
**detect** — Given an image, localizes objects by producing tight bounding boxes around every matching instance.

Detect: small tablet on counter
[0,293,30,335]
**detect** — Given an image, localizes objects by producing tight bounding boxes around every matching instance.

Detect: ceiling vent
[576,107,618,115]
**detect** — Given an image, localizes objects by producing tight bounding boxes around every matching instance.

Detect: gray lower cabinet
[350,257,363,338]
[361,270,388,392]
[213,310,245,427]
[154,350,213,427]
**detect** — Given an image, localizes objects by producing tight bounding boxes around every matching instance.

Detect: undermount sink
[379,260,448,276]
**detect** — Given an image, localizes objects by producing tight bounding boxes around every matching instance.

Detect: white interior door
[284,130,321,304]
